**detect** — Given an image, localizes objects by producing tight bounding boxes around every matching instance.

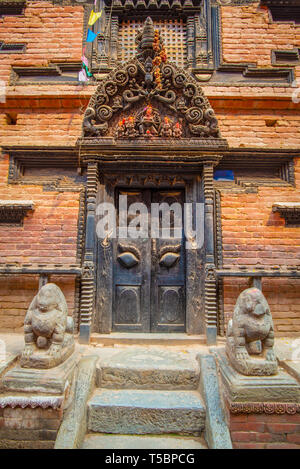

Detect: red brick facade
[0,0,299,450]
[0,1,299,333]
[227,409,300,449]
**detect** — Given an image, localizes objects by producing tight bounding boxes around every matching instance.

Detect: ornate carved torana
[81,17,224,146]
[78,16,227,344]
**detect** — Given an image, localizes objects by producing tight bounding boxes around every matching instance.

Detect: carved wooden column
[186,16,195,69]
[109,16,119,67]
[79,160,98,344]
[203,162,218,345]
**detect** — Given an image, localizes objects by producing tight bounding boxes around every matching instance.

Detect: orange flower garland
[152,29,167,90]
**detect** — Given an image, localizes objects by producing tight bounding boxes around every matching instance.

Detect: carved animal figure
[21,283,74,368]
[226,287,278,376]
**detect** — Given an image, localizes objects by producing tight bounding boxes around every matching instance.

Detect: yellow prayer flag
[88,10,102,26]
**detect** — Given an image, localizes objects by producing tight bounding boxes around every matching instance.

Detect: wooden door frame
[78,152,222,345]
[93,171,205,336]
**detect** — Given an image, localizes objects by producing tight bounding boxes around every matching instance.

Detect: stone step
[81,433,208,449]
[95,348,200,390]
[90,332,209,347]
[87,389,205,435]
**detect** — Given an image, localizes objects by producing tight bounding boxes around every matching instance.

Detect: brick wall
[227,410,300,449]
[223,278,300,337]
[0,406,63,449]
[217,110,300,149]
[0,275,76,332]
[221,3,300,80]
[0,1,84,84]
[0,153,80,331]
[0,104,84,147]
[0,155,80,264]
[221,157,300,335]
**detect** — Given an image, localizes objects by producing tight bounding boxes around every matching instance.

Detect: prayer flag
[86,29,97,43]
[82,63,93,78]
[81,54,89,67]
[88,10,102,26]
[78,68,88,82]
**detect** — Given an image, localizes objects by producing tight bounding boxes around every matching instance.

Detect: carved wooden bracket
[0,0,26,18]
[272,203,300,226]
[0,200,34,225]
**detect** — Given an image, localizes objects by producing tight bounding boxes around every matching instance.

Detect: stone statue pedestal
[226,337,278,376]
[1,352,78,397]
[20,335,75,370]
[215,348,300,404]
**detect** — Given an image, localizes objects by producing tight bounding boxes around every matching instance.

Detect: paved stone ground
[82,433,207,449]
[274,337,300,382]
[0,332,24,357]
[1,333,300,381]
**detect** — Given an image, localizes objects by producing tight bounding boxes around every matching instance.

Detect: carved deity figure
[173,122,183,138]
[116,119,126,138]
[226,287,278,376]
[20,283,74,369]
[126,116,137,138]
[138,105,159,136]
[160,117,173,138]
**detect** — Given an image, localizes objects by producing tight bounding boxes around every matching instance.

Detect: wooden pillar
[251,276,262,291]
[79,161,98,344]
[186,16,195,69]
[39,274,49,290]
[109,16,119,67]
[203,162,217,345]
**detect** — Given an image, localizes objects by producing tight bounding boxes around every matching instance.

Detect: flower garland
[152,29,167,90]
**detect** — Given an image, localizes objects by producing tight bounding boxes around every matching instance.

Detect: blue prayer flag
[86,29,97,43]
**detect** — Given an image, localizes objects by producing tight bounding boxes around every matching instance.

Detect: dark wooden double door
[113,188,186,332]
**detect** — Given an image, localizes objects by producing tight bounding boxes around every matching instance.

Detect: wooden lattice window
[118,18,187,67]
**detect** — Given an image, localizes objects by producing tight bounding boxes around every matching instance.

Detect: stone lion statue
[226,287,278,376]
[20,283,75,369]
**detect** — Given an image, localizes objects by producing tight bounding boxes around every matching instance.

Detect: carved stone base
[20,334,75,370]
[215,348,300,403]
[226,337,278,376]
[1,352,78,396]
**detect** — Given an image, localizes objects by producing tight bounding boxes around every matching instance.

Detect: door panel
[112,188,185,332]
[112,190,151,332]
[151,191,186,332]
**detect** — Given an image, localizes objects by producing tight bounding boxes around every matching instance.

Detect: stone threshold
[90,332,226,347]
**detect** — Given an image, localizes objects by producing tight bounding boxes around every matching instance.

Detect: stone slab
[97,348,200,390]
[215,348,300,403]
[54,355,98,449]
[88,389,205,435]
[274,337,300,362]
[197,354,232,449]
[81,433,208,449]
[279,361,300,384]
[90,333,207,346]
[0,353,18,378]
[0,333,24,356]
[1,352,79,395]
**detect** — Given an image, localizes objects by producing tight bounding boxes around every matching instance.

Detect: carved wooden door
[112,188,185,332]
